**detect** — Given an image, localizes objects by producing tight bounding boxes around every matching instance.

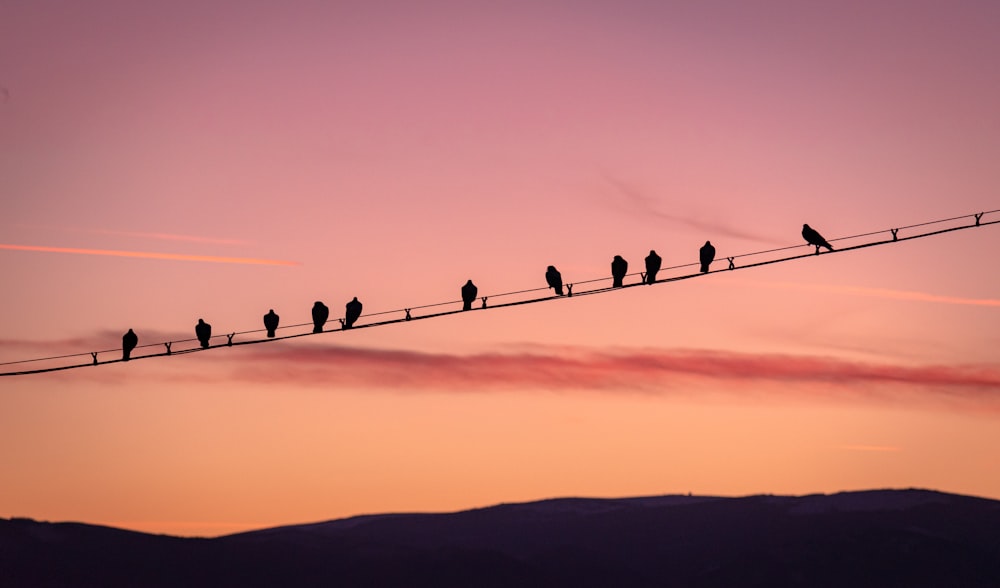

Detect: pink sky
[2,0,999,536]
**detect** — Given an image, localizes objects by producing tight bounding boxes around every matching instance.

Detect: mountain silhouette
[2,489,999,587]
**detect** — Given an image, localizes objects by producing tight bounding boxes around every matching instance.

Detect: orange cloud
[0,244,299,266]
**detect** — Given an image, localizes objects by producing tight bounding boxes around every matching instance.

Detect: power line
[2,210,997,377]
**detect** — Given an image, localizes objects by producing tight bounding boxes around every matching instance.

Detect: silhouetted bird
[312,301,329,333]
[546,266,564,296]
[263,309,280,338]
[122,328,138,361]
[345,297,362,329]
[802,224,834,253]
[644,250,662,284]
[195,319,212,349]
[700,241,716,273]
[461,280,478,311]
[611,255,628,288]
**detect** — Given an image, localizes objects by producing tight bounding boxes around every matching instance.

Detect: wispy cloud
[0,244,299,266]
[207,344,1000,410]
[9,337,999,411]
[0,329,191,354]
[754,280,1000,308]
[602,175,785,245]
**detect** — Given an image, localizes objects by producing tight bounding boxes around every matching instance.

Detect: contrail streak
[602,175,786,245]
[760,281,1000,308]
[0,244,300,266]
[834,445,902,452]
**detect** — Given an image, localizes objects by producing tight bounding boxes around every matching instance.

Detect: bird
[700,241,716,273]
[122,328,138,361]
[195,319,212,349]
[644,250,662,284]
[312,301,329,333]
[461,280,478,311]
[263,309,280,338]
[345,297,363,329]
[545,266,564,296]
[802,224,834,253]
[611,255,628,288]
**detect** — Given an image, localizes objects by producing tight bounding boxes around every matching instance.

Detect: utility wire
[2,210,997,377]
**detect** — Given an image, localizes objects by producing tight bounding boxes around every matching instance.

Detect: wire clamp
[891,228,899,241]
[404,309,412,321]
[480,297,488,309]
[226,333,235,346]
[566,284,574,297]
[91,352,98,365]
[640,272,647,284]
[338,319,346,328]
[728,257,735,270]
[975,212,983,226]
[164,342,172,355]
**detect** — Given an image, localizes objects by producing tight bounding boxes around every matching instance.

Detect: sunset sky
[2,0,999,537]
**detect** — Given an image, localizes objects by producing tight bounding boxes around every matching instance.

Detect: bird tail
[825,243,834,251]
[700,263,709,273]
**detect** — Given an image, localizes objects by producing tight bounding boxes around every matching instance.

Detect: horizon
[5,485,981,539]
[3,0,1000,538]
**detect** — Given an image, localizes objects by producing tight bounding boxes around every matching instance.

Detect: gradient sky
[2,0,999,537]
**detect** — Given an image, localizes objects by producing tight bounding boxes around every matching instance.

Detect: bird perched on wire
[644,250,662,284]
[345,297,363,329]
[195,319,212,349]
[611,255,628,288]
[545,266,564,296]
[699,241,716,273]
[263,309,280,338]
[802,224,834,254]
[122,329,138,361]
[461,280,478,311]
[311,301,329,333]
